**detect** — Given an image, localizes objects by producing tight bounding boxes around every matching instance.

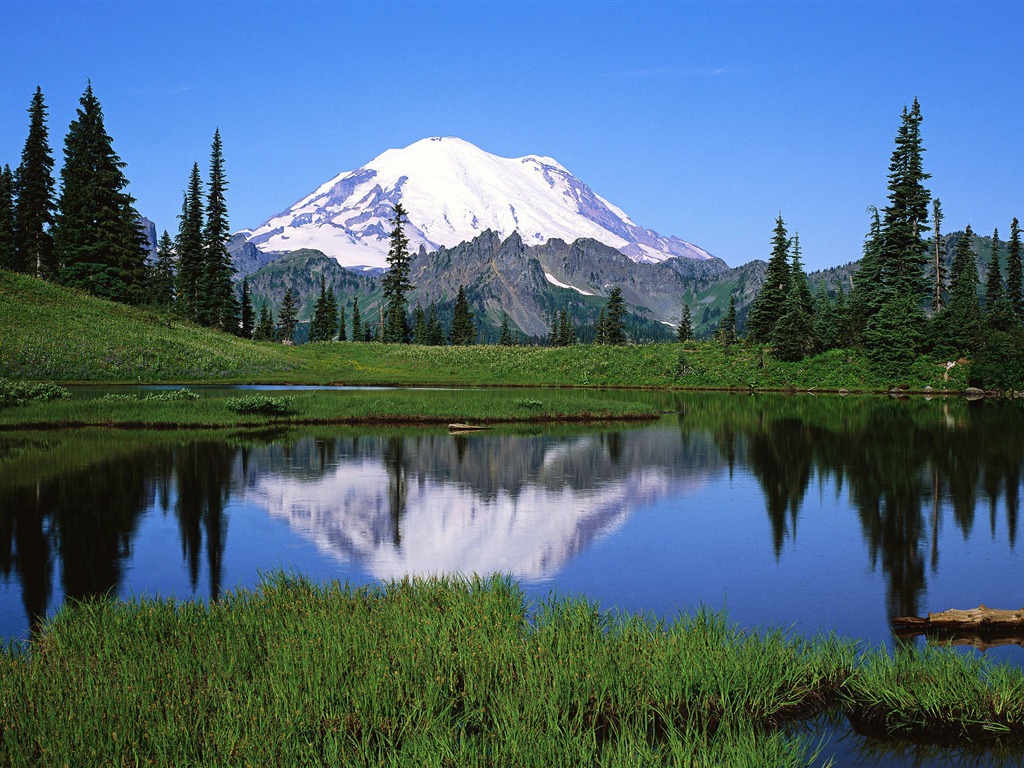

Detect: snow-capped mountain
[240,137,715,269]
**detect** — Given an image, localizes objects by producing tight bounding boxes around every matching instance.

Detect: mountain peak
[243,137,715,269]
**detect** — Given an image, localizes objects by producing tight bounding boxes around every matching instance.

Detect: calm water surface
[1,391,1022,766]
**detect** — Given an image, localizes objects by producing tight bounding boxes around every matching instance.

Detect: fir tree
[254,303,275,341]
[426,304,444,345]
[603,286,627,345]
[412,304,427,344]
[716,294,738,347]
[594,307,608,344]
[931,199,945,312]
[53,83,147,304]
[240,277,255,338]
[150,230,177,307]
[13,87,56,278]
[498,312,514,345]
[557,308,577,345]
[309,276,331,342]
[337,301,347,342]
[548,312,560,346]
[175,164,205,322]
[676,303,693,342]
[849,206,885,340]
[772,249,815,362]
[381,203,413,342]
[864,292,926,380]
[934,226,981,356]
[812,287,841,352]
[1008,217,1024,319]
[878,99,931,300]
[277,288,299,343]
[201,129,238,331]
[985,228,1003,309]
[449,286,476,345]
[746,215,791,342]
[351,297,362,342]
[324,285,337,341]
[0,165,16,271]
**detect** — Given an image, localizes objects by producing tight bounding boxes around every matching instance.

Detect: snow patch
[544,272,595,296]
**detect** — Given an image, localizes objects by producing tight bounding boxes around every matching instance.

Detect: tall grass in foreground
[3,575,1022,766]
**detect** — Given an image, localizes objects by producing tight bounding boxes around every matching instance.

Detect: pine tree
[548,312,560,346]
[150,230,177,307]
[1008,217,1024,319]
[381,203,413,342]
[53,82,147,304]
[277,288,299,343]
[254,303,274,341]
[772,249,815,361]
[594,307,607,344]
[716,294,738,347]
[324,285,337,341]
[878,99,931,301]
[676,303,693,342]
[201,129,238,331]
[498,312,514,345]
[351,297,362,342]
[746,215,791,342]
[812,287,841,352]
[309,276,330,342]
[175,164,205,321]
[338,300,347,341]
[849,206,885,340]
[557,308,577,345]
[934,226,981,356]
[412,304,427,344]
[240,277,255,338]
[985,228,1003,309]
[13,87,56,278]
[0,165,16,271]
[604,286,627,345]
[449,286,476,345]
[426,304,444,345]
[931,199,945,312]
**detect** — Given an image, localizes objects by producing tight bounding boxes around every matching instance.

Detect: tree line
[738,99,1024,389]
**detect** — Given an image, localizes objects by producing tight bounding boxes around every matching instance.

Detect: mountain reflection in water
[0,393,1021,660]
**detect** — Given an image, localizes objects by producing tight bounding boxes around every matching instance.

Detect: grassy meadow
[1,575,1022,767]
[1,270,971,391]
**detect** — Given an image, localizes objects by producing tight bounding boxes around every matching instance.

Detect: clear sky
[2,0,1021,272]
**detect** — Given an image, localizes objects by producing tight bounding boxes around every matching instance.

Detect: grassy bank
[1,270,970,390]
[0,387,658,429]
[1,575,1021,767]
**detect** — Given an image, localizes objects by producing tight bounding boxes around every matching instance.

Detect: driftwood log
[892,605,1024,650]
[448,423,494,433]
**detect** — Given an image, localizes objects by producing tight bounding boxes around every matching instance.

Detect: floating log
[892,604,1024,631]
[448,423,494,433]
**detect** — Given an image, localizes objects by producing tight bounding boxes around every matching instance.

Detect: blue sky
[2,0,1021,272]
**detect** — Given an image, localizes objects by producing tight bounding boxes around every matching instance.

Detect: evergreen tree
[351,297,361,342]
[878,99,931,300]
[1008,217,1024,318]
[849,206,885,340]
[498,312,514,345]
[13,87,56,278]
[324,285,337,341]
[426,304,444,345]
[309,276,331,342]
[864,292,926,380]
[175,164,205,321]
[381,203,413,342]
[277,288,299,343]
[772,250,815,361]
[603,286,627,345]
[716,294,738,347]
[746,215,791,342]
[985,228,1004,310]
[411,303,427,344]
[931,199,945,312]
[934,226,981,356]
[449,285,476,345]
[548,312,560,346]
[337,300,347,342]
[150,230,177,307]
[812,287,841,352]
[254,303,274,341]
[53,82,147,304]
[201,129,238,331]
[557,308,577,345]
[240,277,255,338]
[594,306,608,344]
[676,303,693,342]
[0,165,16,271]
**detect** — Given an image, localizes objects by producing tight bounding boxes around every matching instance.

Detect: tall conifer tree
[449,286,476,345]
[1007,217,1023,318]
[240,277,255,338]
[936,226,981,356]
[53,82,147,304]
[202,129,238,331]
[746,215,791,342]
[985,229,1003,309]
[931,199,945,312]
[382,203,413,342]
[0,165,15,271]
[175,164,205,321]
[603,286,627,345]
[676,303,693,342]
[277,288,298,343]
[351,297,362,342]
[13,87,56,278]
[150,230,177,307]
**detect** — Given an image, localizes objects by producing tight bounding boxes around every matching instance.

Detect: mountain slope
[241,137,716,269]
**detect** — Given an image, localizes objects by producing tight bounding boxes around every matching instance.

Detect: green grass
[0,388,659,429]
[2,575,1021,767]
[1,270,972,391]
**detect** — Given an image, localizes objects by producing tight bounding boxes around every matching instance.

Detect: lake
[1,390,1021,766]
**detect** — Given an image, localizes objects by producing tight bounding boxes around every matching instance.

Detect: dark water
[1,391,1022,766]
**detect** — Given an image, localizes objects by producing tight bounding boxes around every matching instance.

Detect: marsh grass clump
[0,378,70,408]
[224,394,296,415]
[143,388,200,402]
